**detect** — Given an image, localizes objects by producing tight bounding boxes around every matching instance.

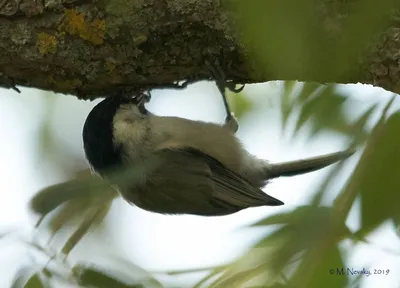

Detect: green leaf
[30,171,113,216]
[253,206,351,275]
[358,111,400,236]
[203,248,288,287]
[48,186,115,235]
[247,286,286,288]
[297,82,324,103]
[33,158,158,235]
[209,264,270,288]
[48,196,93,233]
[290,244,348,288]
[73,263,163,288]
[280,81,297,129]
[229,0,399,84]
[24,274,44,288]
[74,265,139,288]
[250,210,298,227]
[310,154,352,206]
[11,267,46,288]
[348,103,379,143]
[193,269,225,288]
[103,256,164,287]
[228,0,320,79]
[295,85,348,135]
[61,195,113,256]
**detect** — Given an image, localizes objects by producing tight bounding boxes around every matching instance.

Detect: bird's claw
[135,90,151,105]
[224,113,239,133]
[226,82,245,93]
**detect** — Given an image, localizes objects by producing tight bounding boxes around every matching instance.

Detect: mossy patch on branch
[47,75,83,91]
[36,32,57,54]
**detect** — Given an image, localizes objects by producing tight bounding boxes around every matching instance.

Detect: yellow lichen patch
[133,35,147,46]
[36,32,57,54]
[60,9,105,45]
[106,61,116,73]
[47,75,83,90]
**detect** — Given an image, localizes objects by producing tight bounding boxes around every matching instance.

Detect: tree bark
[0,0,399,99]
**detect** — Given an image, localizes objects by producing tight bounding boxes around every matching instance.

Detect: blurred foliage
[278,81,375,142]
[36,92,88,177]
[227,90,254,119]
[356,101,400,237]
[228,0,400,82]
[5,0,400,287]
[5,231,165,288]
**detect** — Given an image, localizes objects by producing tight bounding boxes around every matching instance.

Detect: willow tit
[82,75,354,216]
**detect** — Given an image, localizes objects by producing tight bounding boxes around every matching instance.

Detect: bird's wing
[131,148,283,216]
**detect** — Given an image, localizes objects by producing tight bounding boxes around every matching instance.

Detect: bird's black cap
[82,97,127,174]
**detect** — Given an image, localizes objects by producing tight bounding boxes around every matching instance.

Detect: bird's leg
[136,90,151,105]
[206,61,242,133]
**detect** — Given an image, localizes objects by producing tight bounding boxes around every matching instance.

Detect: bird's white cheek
[113,120,146,146]
[113,121,131,142]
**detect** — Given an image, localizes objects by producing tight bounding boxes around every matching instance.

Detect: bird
[82,69,354,216]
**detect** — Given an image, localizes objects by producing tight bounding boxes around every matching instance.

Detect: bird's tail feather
[266,149,355,178]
